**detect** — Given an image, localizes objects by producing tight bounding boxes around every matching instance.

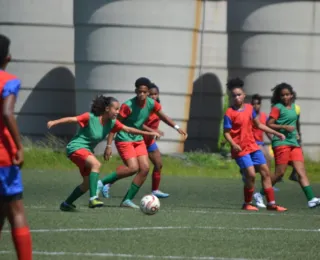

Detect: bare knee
[139,164,150,176]
[7,200,28,228]
[128,165,139,175]
[154,162,162,171]
[91,161,101,172]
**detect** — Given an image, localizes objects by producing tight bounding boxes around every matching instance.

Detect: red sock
[264,187,275,204]
[11,226,32,260]
[244,187,254,204]
[152,170,161,191]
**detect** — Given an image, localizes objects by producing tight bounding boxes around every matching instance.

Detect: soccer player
[98,77,187,209]
[0,34,33,259]
[223,78,287,211]
[253,83,320,208]
[47,95,160,210]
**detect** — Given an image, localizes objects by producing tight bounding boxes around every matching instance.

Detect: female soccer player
[223,78,287,211]
[254,83,320,208]
[99,77,187,209]
[47,95,160,211]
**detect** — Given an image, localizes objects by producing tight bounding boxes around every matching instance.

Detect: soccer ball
[140,194,160,215]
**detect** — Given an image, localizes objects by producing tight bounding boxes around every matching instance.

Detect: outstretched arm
[156,110,187,139]
[47,117,78,129]
[254,117,285,140]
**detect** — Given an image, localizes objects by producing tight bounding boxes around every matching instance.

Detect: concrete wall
[1,0,320,159]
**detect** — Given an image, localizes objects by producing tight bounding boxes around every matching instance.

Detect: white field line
[0,250,265,260]
[2,225,320,233]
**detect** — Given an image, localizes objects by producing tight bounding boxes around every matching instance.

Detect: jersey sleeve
[2,79,21,98]
[119,104,131,119]
[223,115,232,129]
[269,106,280,120]
[295,104,301,116]
[76,112,90,127]
[252,109,257,119]
[111,119,124,133]
[153,101,162,113]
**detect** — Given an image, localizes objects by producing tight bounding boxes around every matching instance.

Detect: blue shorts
[147,142,158,153]
[0,166,23,197]
[235,150,266,169]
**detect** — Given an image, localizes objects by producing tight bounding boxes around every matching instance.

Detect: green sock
[302,186,315,201]
[123,183,140,201]
[101,172,118,185]
[65,186,85,205]
[259,188,265,196]
[89,172,99,198]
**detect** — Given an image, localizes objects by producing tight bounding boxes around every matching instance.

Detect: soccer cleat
[96,180,103,197]
[152,190,169,198]
[89,198,104,208]
[253,192,266,208]
[242,204,259,211]
[102,184,110,198]
[120,199,139,209]
[308,197,320,208]
[267,204,287,212]
[60,202,76,212]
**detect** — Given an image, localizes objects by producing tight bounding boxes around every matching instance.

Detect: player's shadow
[16,67,76,143]
[184,73,223,152]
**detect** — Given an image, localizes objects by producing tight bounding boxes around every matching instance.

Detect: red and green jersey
[66,112,124,156]
[269,103,299,148]
[115,97,161,142]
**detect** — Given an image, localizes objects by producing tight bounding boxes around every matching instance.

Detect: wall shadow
[16,67,76,143]
[184,73,223,152]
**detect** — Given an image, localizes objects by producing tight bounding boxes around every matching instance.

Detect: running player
[47,95,160,211]
[223,78,287,211]
[99,83,169,199]
[98,77,187,209]
[253,83,320,208]
[0,34,33,259]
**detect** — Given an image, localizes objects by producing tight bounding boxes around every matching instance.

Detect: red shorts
[115,141,148,161]
[273,146,304,165]
[68,148,93,176]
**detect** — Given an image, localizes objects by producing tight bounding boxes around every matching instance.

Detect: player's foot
[89,198,104,208]
[253,192,266,208]
[120,199,139,209]
[152,190,169,198]
[97,180,103,197]
[267,204,287,212]
[308,197,320,208]
[289,172,299,182]
[242,203,259,211]
[60,202,76,212]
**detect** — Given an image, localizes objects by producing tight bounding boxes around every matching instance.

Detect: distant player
[98,77,187,209]
[0,34,33,259]
[253,83,320,208]
[223,78,286,211]
[100,83,169,199]
[47,96,160,210]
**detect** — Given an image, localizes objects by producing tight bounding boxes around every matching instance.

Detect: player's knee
[91,161,101,172]
[139,165,150,176]
[128,165,139,175]
[154,162,162,171]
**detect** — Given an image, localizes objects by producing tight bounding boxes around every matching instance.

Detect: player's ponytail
[91,95,118,116]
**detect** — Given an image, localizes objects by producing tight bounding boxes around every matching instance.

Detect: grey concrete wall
[227,0,320,160]
[0,0,76,140]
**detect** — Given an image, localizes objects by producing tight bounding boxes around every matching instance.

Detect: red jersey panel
[143,112,160,146]
[0,70,20,166]
[252,112,267,144]
[224,104,259,159]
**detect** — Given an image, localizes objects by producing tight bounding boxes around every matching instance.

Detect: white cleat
[253,192,266,208]
[96,180,103,197]
[152,190,170,198]
[308,197,320,208]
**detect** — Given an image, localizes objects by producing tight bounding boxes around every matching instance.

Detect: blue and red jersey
[224,104,260,159]
[0,70,21,167]
[252,111,267,145]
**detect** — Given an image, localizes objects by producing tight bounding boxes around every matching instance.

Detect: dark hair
[135,77,151,89]
[226,77,244,91]
[292,91,297,103]
[91,95,118,116]
[251,94,262,103]
[0,34,10,66]
[271,83,294,105]
[149,83,160,103]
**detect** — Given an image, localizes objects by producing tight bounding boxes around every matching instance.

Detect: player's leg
[0,199,7,238]
[2,166,32,260]
[290,147,320,208]
[121,141,150,209]
[148,143,169,198]
[289,141,301,182]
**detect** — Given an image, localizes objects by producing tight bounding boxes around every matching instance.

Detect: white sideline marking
[0,250,263,260]
[3,226,320,233]
[24,205,320,218]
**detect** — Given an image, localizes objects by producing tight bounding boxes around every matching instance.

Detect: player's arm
[47,117,78,128]
[254,117,284,140]
[122,125,160,137]
[2,79,24,166]
[266,107,295,132]
[223,114,241,152]
[143,124,164,138]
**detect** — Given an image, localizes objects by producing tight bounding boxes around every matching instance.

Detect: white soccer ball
[140,194,160,215]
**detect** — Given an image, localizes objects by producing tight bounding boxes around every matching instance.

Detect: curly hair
[226,77,244,91]
[271,83,294,105]
[90,95,118,116]
[0,34,10,66]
